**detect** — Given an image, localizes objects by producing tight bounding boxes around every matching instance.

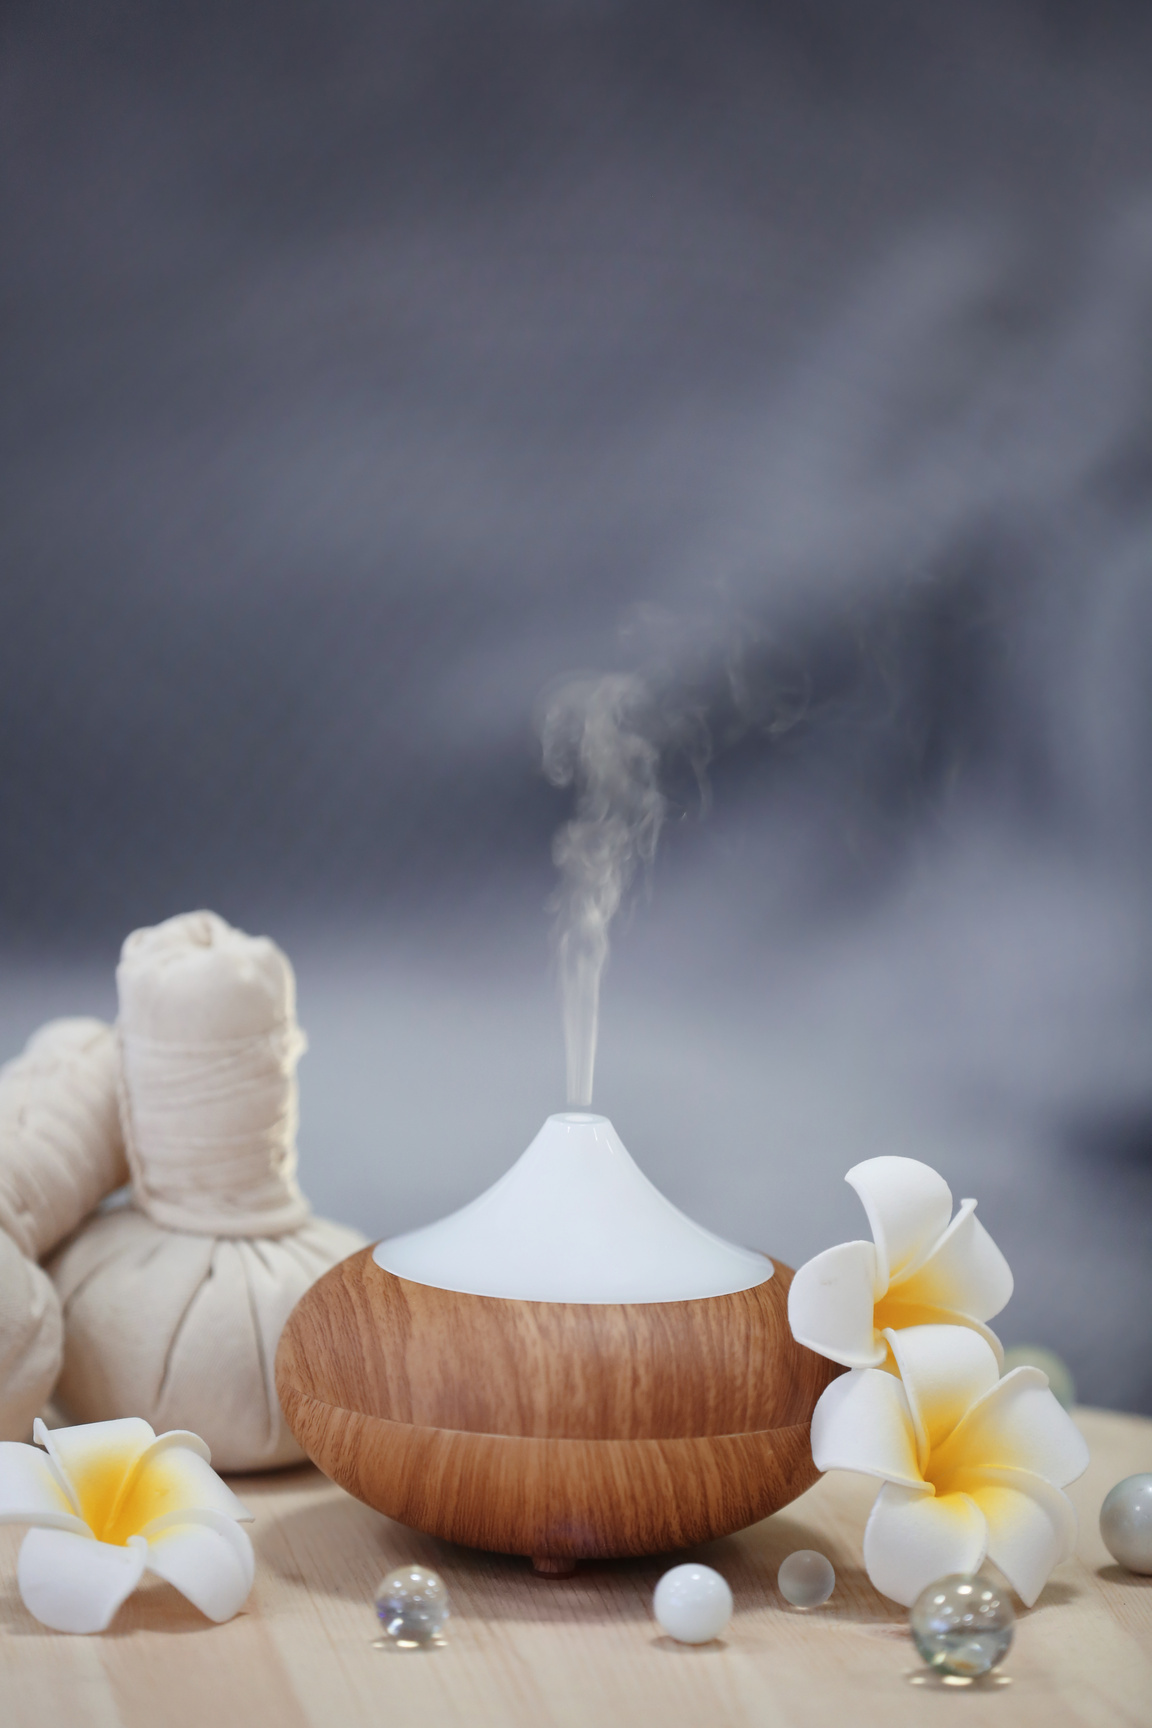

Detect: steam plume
[542,674,669,1107]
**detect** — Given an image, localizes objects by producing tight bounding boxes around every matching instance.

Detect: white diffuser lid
[373,1112,772,1304]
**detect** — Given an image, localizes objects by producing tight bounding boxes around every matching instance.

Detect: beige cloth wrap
[0,1018,128,1261]
[116,911,312,1235]
[0,1017,126,1438]
[0,1230,62,1441]
[49,911,365,1471]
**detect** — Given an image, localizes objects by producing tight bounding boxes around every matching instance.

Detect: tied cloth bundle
[0,1020,127,1439]
[49,912,364,1471]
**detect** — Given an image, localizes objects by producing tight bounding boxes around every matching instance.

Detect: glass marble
[777,1550,835,1607]
[374,1565,450,1647]
[1099,1474,1152,1574]
[910,1575,1014,1678]
[1001,1344,1076,1411]
[652,1563,733,1644]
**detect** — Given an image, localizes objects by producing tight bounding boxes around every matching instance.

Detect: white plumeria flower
[812,1323,1089,1606]
[0,1416,254,1633]
[788,1155,1014,1369]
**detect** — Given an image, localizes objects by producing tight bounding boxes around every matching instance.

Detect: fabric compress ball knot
[49,912,364,1472]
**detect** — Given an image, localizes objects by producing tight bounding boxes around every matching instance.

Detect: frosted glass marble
[910,1575,1014,1677]
[374,1565,450,1646]
[1001,1344,1076,1411]
[653,1564,733,1644]
[1099,1474,1152,1574]
[777,1550,835,1607]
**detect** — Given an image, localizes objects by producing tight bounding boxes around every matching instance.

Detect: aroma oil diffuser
[276,1112,837,1572]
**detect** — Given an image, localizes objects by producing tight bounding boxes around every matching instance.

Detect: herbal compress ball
[50,912,363,1471]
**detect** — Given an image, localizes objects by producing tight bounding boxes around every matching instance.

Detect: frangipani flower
[788,1155,1013,1369]
[811,1323,1089,1606]
[0,1416,254,1633]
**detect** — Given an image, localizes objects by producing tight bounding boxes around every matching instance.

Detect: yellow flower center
[67,1440,190,1546]
[922,1454,963,1496]
[872,1292,949,1335]
[72,1449,142,1545]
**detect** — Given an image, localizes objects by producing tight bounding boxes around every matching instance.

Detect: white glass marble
[777,1550,835,1607]
[374,1113,771,1303]
[1099,1474,1152,1574]
[652,1563,733,1644]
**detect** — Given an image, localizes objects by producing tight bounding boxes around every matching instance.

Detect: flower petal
[787,1240,886,1367]
[951,1466,1077,1606]
[885,1325,1001,1468]
[872,1297,1006,1366]
[862,1482,987,1607]
[108,1435,251,1545]
[17,1526,146,1633]
[845,1157,954,1288]
[34,1416,156,1538]
[896,1200,1013,1323]
[935,1367,1090,1489]
[0,1443,89,1534]
[810,1366,923,1487]
[135,1509,255,1623]
[146,1429,212,1464]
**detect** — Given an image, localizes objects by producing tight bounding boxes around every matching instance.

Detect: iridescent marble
[777,1550,835,1607]
[1100,1474,1152,1574]
[910,1574,1014,1678]
[374,1565,450,1647]
[652,1563,733,1644]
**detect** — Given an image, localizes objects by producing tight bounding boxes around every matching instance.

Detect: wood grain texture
[275,1249,839,1559]
[2,1408,1149,1728]
[277,1249,831,1438]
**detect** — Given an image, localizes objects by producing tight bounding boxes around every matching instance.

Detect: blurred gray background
[2,0,1151,1409]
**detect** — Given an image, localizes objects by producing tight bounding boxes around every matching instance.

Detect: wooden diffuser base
[275,1248,839,1568]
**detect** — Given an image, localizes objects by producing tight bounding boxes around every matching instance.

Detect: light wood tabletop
[3,1406,1150,1728]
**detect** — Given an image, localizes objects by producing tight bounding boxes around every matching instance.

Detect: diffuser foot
[532,1556,578,1578]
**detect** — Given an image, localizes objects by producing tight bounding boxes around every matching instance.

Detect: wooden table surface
[3,1406,1150,1728]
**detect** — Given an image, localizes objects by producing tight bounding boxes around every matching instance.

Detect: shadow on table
[263,1496,908,1628]
[1097,1564,1152,1588]
[1027,1579,1080,1609]
[231,1463,321,1498]
[650,1634,730,1653]
[905,1670,1014,1692]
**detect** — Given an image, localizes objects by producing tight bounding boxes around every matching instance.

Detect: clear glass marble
[652,1563,733,1644]
[910,1575,1014,1678]
[777,1550,835,1607]
[1099,1474,1152,1574]
[374,1565,450,1647]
